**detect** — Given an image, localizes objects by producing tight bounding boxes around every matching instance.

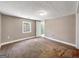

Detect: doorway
[36,21,45,37]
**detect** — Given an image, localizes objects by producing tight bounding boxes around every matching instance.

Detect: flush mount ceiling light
[38,10,47,16]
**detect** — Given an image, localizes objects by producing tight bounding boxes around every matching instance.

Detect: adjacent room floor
[0,37,79,58]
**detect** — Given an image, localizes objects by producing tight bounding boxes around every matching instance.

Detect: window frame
[22,21,31,33]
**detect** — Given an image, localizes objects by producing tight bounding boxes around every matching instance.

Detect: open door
[36,21,45,37]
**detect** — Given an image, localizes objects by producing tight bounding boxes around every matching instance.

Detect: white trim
[0,36,36,46]
[43,36,76,47]
[0,14,1,48]
[76,1,79,49]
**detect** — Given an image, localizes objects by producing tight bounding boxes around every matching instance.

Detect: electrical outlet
[8,36,10,39]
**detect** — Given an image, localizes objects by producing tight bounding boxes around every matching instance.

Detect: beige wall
[45,14,76,44]
[0,14,1,44]
[1,15,36,43]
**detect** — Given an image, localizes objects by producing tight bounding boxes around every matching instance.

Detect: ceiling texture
[0,1,77,20]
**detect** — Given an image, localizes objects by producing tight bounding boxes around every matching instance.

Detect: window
[22,21,31,33]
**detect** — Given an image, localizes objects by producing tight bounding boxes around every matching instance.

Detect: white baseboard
[0,35,76,48]
[0,36,36,46]
[43,36,76,47]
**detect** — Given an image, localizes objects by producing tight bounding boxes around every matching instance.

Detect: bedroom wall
[1,14,36,43]
[45,14,76,44]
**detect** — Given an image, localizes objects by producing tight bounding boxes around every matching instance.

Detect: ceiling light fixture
[38,10,47,16]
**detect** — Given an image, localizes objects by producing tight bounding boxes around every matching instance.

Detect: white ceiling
[0,1,77,20]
